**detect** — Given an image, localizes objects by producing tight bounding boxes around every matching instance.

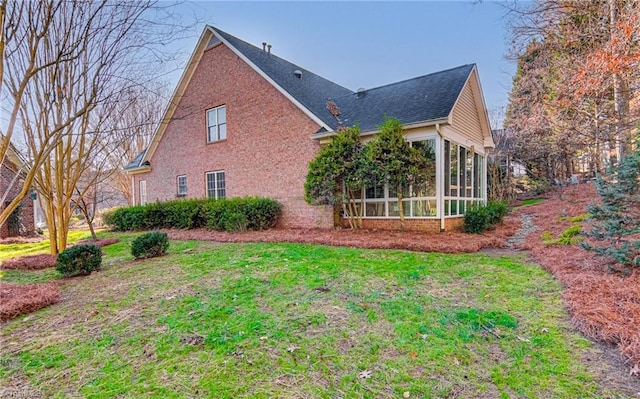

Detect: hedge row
[103,197,282,232]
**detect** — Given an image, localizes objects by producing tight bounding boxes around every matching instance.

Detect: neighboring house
[491,129,527,178]
[125,26,494,231]
[0,143,36,238]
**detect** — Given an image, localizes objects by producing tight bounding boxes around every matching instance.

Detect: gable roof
[123,150,146,171]
[126,26,490,172]
[213,28,353,131]
[327,64,474,134]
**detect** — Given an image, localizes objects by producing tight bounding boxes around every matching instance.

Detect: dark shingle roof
[125,27,477,170]
[331,64,474,133]
[124,150,146,171]
[213,27,353,130]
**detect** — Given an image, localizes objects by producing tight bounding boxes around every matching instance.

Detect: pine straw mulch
[163,216,520,254]
[514,185,640,377]
[0,254,56,270]
[0,282,61,322]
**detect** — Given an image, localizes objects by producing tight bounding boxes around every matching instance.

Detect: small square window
[177,175,187,196]
[207,105,227,143]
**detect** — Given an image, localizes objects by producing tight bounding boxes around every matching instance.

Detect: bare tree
[2,0,194,253]
[106,84,168,206]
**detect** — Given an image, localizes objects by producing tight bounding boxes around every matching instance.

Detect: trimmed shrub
[464,205,489,234]
[486,201,508,225]
[243,197,282,230]
[103,197,280,232]
[131,231,169,259]
[56,244,102,277]
[464,201,508,234]
[165,199,207,229]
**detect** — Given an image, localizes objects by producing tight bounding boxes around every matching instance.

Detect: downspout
[436,123,445,232]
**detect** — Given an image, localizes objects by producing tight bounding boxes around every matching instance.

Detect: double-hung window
[139,180,147,205]
[177,175,187,196]
[207,105,227,143]
[206,171,226,199]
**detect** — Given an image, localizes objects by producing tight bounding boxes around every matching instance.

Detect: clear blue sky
[173,1,516,128]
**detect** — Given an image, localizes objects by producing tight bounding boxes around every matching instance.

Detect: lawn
[0,234,618,398]
[0,230,91,261]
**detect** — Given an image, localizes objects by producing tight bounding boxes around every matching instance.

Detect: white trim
[177,175,187,196]
[210,26,332,132]
[311,118,449,140]
[131,176,135,206]
[139,180,147,206]
[205,170,226,199]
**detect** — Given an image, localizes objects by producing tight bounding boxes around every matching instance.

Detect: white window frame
[206,105,227,143]
[348,137,439,219]
[177,175,187,196]
[206,170,226,199]
[443,139,485,217]
[139,180,147,205]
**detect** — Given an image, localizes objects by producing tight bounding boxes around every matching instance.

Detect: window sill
[176,193,187,198]
[206,138,227,145]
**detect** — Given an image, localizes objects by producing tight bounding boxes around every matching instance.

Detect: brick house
[1,143,36,238]
[125,26,494,231]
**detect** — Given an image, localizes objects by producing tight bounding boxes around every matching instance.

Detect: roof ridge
[209,25,353,94]
[364,64,474,93]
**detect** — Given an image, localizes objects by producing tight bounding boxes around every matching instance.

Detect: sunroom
[313,64,494,232]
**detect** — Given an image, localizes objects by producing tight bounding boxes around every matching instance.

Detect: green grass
[0,230,91,261]
[519,198,545,207]
[0,238,619,398]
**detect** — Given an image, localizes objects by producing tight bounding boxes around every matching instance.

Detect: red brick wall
[340,217,464,233]
[133,43,333,228]
[1,161,35,238]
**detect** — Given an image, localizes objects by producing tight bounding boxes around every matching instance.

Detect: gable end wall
[451,82,484,145]
[133,43,333,228]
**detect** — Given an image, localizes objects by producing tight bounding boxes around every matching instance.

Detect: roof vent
[262,42,267,51]
[294,70,302,79]
[356,88,366,98]
[267,44,272,54]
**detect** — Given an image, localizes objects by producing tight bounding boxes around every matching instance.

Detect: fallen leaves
[358,369,372,379]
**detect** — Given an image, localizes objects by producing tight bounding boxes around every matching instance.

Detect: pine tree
[581,143,640,267]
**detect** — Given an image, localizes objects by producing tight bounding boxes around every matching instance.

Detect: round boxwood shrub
[56,244,102,277]
[131,231,169,259]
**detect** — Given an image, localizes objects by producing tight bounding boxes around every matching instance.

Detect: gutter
[311,117,450,140]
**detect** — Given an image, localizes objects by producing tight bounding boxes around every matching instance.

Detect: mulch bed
[0,282,61,322]
[164,215,520,254]
[514,185,640,376]
[0,254,56,271]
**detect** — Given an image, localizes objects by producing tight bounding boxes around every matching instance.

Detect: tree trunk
[397,183,405,230]
[609,0,630,159]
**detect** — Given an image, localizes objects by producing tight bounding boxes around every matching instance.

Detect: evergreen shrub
[131,231,169,259]
[464,201,508,234]
[102,197,281,232]
[56,244,102,277]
